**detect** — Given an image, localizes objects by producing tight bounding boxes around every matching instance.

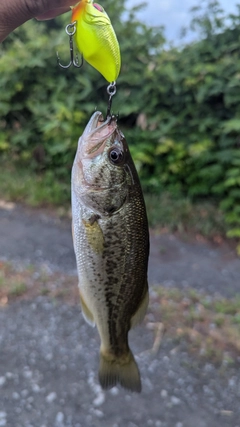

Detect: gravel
[1,204,240,426]
[0,298,240,426]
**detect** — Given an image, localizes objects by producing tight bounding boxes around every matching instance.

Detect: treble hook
[106,82,117,118]
[57,21,83,69]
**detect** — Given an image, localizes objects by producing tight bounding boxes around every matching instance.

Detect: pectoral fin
[82,216,104,254]
[79,290,95,327]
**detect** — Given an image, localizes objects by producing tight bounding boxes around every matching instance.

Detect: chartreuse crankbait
[57,0,121,83]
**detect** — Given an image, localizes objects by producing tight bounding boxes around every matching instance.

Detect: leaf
[227,228,240,238]
[223,119,240,133]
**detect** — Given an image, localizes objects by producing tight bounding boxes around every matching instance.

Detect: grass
[10,283,27,296]
[0,163,228,239]
[0,163,70,208]
[0,261,78,305]
[145,193,227,239]
[150,286,240,366]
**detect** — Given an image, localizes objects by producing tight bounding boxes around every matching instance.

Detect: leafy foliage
[1,1,240,241]
[0,0,164,178]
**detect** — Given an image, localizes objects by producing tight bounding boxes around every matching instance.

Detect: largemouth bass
[71,0,121,82]
[71,111,149,392]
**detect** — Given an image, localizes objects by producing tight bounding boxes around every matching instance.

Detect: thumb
[0,0,76,42]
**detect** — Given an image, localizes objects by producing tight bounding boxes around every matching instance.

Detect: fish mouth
[82,111,106,137]
[80,111,117,158]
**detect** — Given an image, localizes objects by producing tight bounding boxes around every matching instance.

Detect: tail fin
[98,350,141,393]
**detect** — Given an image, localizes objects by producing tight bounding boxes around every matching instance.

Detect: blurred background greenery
[1,0,240,245]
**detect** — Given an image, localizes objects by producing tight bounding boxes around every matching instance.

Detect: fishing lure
[57,0,121,83]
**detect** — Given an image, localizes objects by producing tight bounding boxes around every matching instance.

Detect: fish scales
[71,111,149,392]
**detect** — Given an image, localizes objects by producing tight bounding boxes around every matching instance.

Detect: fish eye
[108,147,125,165]
[93,3,104,12]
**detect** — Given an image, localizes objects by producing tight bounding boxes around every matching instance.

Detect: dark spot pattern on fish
[72,112,149,391]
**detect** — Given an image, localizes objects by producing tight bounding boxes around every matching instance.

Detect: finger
[0,0,76,42]
[36,7,71,21]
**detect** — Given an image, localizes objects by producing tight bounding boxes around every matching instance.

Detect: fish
[71,0,121,82]
[71,111,149,392]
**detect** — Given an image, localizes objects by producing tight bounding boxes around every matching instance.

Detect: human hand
[0,0,77,42]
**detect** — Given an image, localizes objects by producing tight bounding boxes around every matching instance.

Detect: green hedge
[1,0,240,239]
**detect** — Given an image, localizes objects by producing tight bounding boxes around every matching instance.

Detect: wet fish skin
[71,111,149,392]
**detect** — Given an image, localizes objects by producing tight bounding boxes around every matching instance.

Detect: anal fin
[79,290,95,327]
[130,285,149,329]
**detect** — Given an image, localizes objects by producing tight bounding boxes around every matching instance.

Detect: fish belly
[72,197,148,345]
